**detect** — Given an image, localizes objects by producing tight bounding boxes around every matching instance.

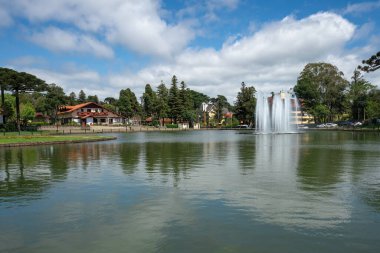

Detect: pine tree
[168,75,181,123]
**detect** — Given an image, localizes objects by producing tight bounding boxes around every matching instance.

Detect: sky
[0,0,379,103]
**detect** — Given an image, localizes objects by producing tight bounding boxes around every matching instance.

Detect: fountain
[255,90,300,133]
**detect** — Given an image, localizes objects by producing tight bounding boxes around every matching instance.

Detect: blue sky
[0,0,379,102]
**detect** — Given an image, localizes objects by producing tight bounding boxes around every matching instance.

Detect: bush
[166,124,178,128]
[29,122,49,127]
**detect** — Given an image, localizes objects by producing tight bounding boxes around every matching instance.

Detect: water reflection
[1,131,380,252]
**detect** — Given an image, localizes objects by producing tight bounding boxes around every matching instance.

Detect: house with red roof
[58,102,124,126]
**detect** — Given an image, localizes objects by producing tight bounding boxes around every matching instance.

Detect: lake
[1,130,380,253]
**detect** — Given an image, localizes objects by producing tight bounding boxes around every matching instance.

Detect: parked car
[325,123,338,128]
[352,122,362,127]
[297,124,309,129]
[316,124,326,128]
[237,124,249,129]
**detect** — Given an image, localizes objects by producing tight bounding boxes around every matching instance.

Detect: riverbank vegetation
[0,134,115,146]
[1,51,379,129]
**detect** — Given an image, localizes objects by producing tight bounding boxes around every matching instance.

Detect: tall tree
[118,88,141,120]
[156,81,169,125]
[358,51,380,72]
[178,81,194,123]
[234,82,256,125]
[366,89,380,119]
[0,68,47,131]
[78,90,86,103]
[168,75,181,123]
[45,83,67,124]
[142,84,156,118]
[348,70,375,121]
[68,92,77,105]
[211,95,230,123]
[294,63,349,123]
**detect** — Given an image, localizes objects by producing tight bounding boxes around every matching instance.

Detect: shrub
[166,124,178,128]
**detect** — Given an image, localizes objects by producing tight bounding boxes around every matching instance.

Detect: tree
[87,95,99,103]
[68,92,77,105]
[142,84,156,118]
[0,68,47,131]
[156,81,169,126]
[358,51,380,72]
[211,95,230,123]
[366,89,380,119]
[118,88,141,121]
[104,97,117,105]
[20,103,36,125]
[178,81,194,123]
[168,75,181,123]
[78,90,86,103]
[294,63,349,123]
[234,82,256,125]
[348,70,375,121]
[45,84,67,124]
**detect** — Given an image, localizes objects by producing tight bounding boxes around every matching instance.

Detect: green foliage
[166,124,178,128]
[142,83,156,118]
[294,62,349,122]
[45,83,67,123]
[118,88,141,119]
[168,75,181,123]
[366,89,380,119]
[234,82,256,125]
[20,103,36,124]
[358,51,380,72]
[68,92,77,105]
[347,70,375,121]
[78,90,86,103]
[87,95,99,103]
[156,81,169,123]
[211,95,230,123]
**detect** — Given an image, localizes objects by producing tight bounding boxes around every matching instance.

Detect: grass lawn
[0,134,115,146]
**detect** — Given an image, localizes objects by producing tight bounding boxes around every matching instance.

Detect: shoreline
[0,136,117,148]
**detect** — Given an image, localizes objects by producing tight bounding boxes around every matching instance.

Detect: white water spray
[255,90,299,133]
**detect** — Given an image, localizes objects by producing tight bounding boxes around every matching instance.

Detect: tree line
[1,51,379,130]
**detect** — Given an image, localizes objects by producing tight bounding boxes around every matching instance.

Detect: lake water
[1,130,380,253]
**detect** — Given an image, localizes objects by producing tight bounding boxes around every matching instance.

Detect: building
[58,102,123,126]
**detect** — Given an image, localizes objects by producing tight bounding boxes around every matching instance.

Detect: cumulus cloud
[29,27,114,58]
[6,0,194,58]
[6,9,376,103]
[113,12,357,102]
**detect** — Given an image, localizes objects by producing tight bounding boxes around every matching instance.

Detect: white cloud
[6,0,194,58]
[29,27,114,58]
[343,0,380,15]
[113,12,357,102]
[8,11,378,104]
[0,7,12,27]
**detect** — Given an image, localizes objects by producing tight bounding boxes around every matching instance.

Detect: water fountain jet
[255,90,299,133]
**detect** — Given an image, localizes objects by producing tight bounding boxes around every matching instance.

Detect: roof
[57,102,124,118]
[58,102,95,114]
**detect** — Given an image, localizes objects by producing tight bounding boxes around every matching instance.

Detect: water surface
[1,130,380,252]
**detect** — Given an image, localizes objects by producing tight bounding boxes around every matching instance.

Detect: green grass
[0,134,114,145]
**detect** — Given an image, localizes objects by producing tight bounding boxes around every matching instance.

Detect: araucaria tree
[358,51,380,72]
[294,63,349,123]
[234,82,256,125]
[0,68,47,131]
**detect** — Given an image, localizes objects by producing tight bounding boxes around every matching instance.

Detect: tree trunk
[1,85,5,124]
[15,90,21,132]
